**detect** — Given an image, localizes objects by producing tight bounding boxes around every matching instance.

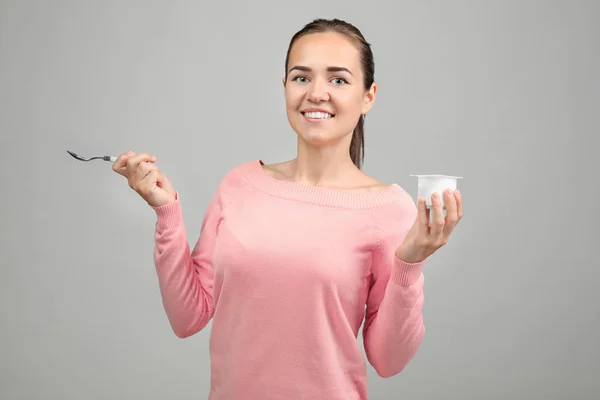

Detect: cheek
[285,92,300,111]
[337,92,365,115]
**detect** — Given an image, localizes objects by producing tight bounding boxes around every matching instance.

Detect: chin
[294,126,352,147]
[287,111,355,146]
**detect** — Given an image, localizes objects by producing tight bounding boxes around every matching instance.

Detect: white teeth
[304,111,332,119]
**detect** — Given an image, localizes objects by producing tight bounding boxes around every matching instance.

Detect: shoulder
[215,159,260,186]
[259,159,291,180]
[372,185,416,215]
[208,159,262,202]
[353,172,392,193]
[369,184,418,239]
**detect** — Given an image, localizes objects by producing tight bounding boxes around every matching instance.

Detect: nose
[306,79,330,102]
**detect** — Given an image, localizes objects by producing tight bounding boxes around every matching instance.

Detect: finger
[126,152,156,176]
[455,189,463,220]
[134,169,159,196]
[443,189,458,237]
[139,168,158,186]
[429,192,445,237]
[135,160,159,181]
[156,170,173,191]
[426,203,431,229]
[130,162,158,190]
[127,152,155,170]
[112,150,136,177]
[416,198,428,230]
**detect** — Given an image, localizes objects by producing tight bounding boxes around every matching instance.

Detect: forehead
[288,32,361,72]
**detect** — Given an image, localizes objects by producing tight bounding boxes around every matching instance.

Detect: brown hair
[284,18,375,170]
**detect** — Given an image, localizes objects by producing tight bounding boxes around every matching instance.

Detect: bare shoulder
[355,172,390,191]
[260,160,293,180]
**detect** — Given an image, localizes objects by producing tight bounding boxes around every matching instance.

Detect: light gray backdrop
[1,0,598,399]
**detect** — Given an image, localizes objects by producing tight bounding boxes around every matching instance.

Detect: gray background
[1,0,598,399]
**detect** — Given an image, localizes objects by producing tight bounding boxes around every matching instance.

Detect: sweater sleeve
[362,199,426,378]
[150,189,223,338]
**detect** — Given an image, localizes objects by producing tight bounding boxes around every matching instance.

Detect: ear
[361,82,377,115]
[282,77,286,88]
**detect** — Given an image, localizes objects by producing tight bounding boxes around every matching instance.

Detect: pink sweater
[151,160,426,400]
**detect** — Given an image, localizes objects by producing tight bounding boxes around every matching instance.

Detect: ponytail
[349,115,365,169]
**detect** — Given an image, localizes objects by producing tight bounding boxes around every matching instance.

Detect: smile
[301,111,334,121]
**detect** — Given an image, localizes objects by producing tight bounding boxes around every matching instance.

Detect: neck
[290,136,358,186]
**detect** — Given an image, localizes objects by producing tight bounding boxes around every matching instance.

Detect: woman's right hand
[112,151,177,207]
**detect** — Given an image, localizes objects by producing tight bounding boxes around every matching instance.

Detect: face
[283,32,376,148]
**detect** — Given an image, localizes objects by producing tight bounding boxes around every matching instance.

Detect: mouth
[300,110,335,121]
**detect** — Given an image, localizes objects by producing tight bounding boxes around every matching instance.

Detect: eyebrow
[288,65,353,76]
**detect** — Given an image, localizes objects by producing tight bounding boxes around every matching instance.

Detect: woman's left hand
[395,189,463,264]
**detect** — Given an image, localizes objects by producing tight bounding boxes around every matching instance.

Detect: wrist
[395,246,427,264]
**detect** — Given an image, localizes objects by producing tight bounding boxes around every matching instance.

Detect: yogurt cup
[410,174,462,209]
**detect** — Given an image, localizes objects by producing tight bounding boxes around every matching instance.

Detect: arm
[151,190,222,338]
[362,202,426,378]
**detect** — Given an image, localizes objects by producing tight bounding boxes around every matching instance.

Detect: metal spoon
[67,150,116,162]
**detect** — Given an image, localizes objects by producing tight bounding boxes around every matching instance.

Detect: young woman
[113,18,462,400]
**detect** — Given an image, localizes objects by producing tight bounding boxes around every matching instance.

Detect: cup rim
[410,174,463,179]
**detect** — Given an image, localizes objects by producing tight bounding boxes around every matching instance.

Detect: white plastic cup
[410,174,463,209]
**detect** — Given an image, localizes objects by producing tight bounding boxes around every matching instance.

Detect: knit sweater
[151,160,426,400]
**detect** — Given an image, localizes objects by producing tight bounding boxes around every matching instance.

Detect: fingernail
[456,189,461,196]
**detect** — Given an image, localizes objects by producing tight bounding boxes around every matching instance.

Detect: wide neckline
[239,160,407,209]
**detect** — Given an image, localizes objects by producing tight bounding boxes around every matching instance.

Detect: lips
[301,108,335,116]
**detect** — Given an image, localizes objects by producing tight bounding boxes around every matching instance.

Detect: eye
[331,77,348,85]
[293,76,308,84]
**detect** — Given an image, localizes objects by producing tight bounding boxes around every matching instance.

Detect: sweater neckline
[240,159,406,209]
